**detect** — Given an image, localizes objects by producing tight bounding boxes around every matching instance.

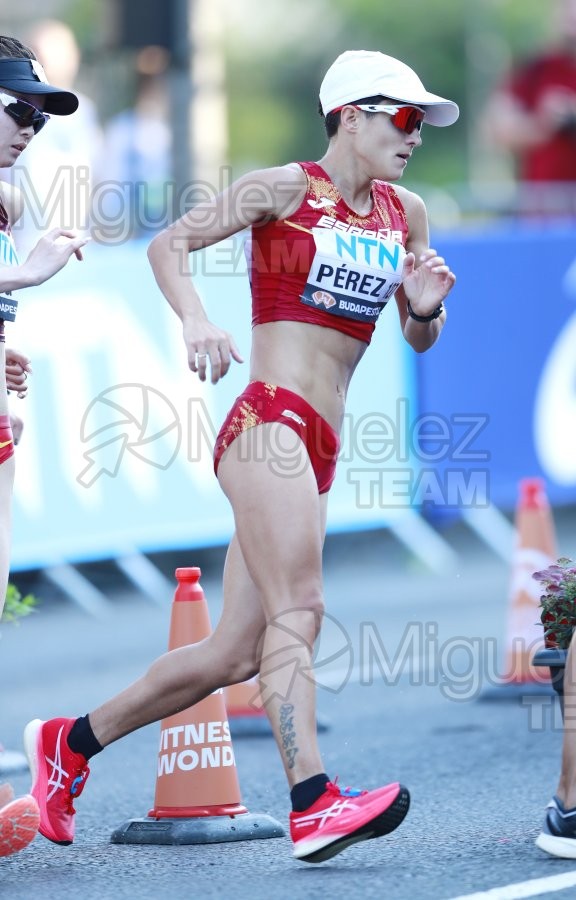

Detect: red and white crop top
[249,160,409,344]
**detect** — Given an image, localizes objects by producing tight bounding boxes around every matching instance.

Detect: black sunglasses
[0,91,50,134]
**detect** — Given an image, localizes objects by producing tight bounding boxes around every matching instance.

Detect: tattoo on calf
[279,702,299,769]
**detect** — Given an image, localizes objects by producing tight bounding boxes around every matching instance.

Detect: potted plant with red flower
[536,558,576,649]
[532,557,576,713]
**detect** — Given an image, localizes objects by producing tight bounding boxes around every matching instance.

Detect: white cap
[319,50,459,127]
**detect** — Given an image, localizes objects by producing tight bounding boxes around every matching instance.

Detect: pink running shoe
[0,784,40,856]
[23,718,90,845]
[290,780,410,863]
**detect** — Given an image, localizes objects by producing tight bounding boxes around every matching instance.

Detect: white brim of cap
[384,91,459,127]
[321,90,459,126]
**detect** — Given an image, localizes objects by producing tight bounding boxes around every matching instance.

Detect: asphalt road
[1,516,576,900]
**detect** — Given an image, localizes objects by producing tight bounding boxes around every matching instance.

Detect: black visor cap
[0,58,78,115]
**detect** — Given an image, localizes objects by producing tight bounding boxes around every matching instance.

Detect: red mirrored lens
[391,107,425,133]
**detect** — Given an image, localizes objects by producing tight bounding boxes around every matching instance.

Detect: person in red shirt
[483,0,576,212]
[0,34,86,857]
[26,50,458,864]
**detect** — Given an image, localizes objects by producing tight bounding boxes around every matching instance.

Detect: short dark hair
[0,36,36,61]
[318,95,386,139]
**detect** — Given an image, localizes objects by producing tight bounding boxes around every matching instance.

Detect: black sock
[67,715,103,760]
[290,773,330,812]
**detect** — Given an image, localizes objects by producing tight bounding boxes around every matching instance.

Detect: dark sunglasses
[0,91,50,134]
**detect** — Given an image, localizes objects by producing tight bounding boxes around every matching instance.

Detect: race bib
[300,227,406,323]
[0,230,19,322]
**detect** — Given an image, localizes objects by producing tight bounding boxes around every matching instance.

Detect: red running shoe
[23,718,90,845]
[0,784,39,856]
[290,779,410,863]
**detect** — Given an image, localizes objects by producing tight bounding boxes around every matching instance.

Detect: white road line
[447,869,576,900]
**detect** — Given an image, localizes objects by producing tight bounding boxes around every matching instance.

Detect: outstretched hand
[182,318,244,384]
[402,249,456,316]
[24,228,90,287]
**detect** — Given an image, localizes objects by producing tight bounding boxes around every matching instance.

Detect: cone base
[110,812,285,845]
[149,802,248,818]
[478,681,555,702]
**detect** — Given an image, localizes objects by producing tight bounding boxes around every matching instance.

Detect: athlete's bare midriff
[249,320,367,431]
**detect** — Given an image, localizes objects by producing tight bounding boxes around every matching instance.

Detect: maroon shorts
[213,382,340,494]
[0,414,13,464]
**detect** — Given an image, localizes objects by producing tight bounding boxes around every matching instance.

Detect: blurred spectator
[482,0,576,216]
[95,46,172,242]
[1,20,102,256]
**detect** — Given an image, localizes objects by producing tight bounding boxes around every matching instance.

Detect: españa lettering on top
[314,213,405,244]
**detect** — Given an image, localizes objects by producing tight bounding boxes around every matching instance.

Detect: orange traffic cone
[503,478,557,685]
[224,678,269,736]
[111,567,284,845]
[225,677,331,736]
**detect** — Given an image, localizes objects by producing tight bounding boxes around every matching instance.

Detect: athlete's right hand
[182,318,244,384]
[23,228,90,286]
[5,347,32,398]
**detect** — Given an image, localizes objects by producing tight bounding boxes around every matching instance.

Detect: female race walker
[26,50,459,864]
[0,35,87,857]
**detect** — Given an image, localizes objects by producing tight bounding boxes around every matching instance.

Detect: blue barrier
[12,223,571,570]
[419,223,576,510]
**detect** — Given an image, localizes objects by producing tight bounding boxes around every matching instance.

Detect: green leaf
[2,582,38,623]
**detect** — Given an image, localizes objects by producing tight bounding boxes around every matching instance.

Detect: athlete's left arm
[0,187,31,396]
[393,189,456,353]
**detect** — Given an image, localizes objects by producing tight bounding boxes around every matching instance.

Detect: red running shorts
[213,381,340,494]
[0,414,13,464]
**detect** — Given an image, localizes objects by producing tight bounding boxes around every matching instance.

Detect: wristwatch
[407,300,444,322]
